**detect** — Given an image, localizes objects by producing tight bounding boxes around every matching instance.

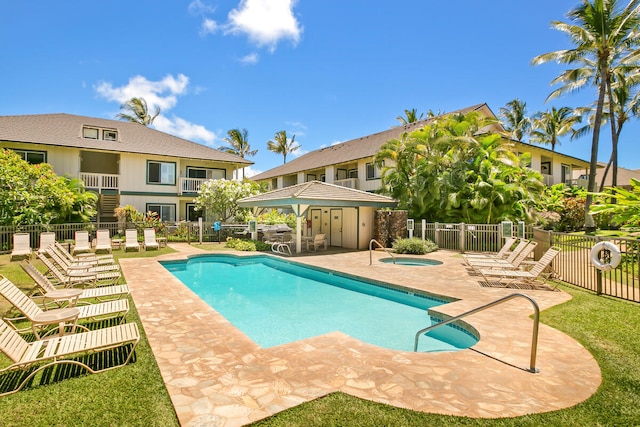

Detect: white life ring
[590,241,622,272]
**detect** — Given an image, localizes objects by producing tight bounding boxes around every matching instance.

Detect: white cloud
[243,166,263,178]
[239,53,259,64]
[200,18,218,36]
[290,147,308,159]
[95,73,217,145]
[188,0,215,15]
[225,0,302,52]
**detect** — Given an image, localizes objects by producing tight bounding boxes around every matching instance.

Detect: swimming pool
[161,254,478,352]
[379,257,443,266]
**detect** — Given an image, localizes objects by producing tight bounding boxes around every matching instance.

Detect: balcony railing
[179,177,206,195]
[334,178,359,189]
[80,173,119,191]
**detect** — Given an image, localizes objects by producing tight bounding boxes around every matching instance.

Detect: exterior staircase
[99,193,120,223]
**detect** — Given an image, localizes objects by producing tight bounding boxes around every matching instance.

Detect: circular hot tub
[379,257,443,266]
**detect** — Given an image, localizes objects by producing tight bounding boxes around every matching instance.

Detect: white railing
[334,178,359,189]
[179,177,206,194]
[80,173,119,191]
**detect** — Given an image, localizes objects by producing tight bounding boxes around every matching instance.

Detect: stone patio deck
[119,244,601,427]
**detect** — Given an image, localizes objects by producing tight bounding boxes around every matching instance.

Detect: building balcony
[334,178,359,189]
[80,172,119,191]
[179,177,206,195]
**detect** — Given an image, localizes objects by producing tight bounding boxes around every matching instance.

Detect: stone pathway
[119,244,601,427]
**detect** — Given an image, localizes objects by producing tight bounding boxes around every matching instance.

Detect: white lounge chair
[479,246,561,289]
[0,319,139,396]
[52,241,115,265]
[37,232,57,255]
[94,229,112,254]
[10,233,32,261]
[464,239,530,267]
[72,230,92,255]
[124,229,141,252]
[45,246,120,273]
[37,252,121,287]
[143,228,159,250]
[306,233,328,251]
[462,237,517,260]
[467,241,538,271]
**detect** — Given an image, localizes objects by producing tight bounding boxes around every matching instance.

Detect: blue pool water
[161,255,478,352]
[379,257,443,266]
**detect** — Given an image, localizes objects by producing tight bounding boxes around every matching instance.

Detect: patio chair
[467,241,538,271]
[0,319,139,396]
[21,261,129,307]
[45,246,120,273]
[10,233,32,261]
[37,252,120,288]
[462,237,517,260]
[0,275,129,338]
[143,228,159,250]
[124,229,141,252]
[464,239,530,267]
[53,241,115,265]
[37,232,57,255]
[478,246,561,289]
[72,230,92,255]
[94,229,112,254]
[306,233,328,251]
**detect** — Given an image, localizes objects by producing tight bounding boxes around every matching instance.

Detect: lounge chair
[10,233,32,261]
[0,319,139,396]
[124,229,141,252]
[478,246,561,289]
[21,261,129,307]
[0,275,129,338]
[37,232,57,255]
[143,228,159,250]
[45,246,120,273]
[52,241,115,265]
[464,239,530,267]
[36,253,118,288]
[462,237,517,260]
[306,233,328,251]
[72,230,92,255]
[94,229,113,254]
[467,241,538,271]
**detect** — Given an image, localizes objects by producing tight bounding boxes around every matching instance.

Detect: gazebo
[238,181,397,253]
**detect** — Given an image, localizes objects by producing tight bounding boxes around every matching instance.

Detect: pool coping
[120,244,601,427]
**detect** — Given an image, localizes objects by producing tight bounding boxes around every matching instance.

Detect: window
[186,204,203,221]
[320,174,325,182]
[348,169,358,179]
[366,162,381,180]
[147,204,176,222]
[148,161,176,185]
[83,127,99,139]
[561,164,571,184]
[186,167,225,180]
[336,169,347,180]
[103,130,118,141]
[12,149,46,164]
[306,174,316,182]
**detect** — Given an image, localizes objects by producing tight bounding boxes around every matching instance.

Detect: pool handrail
[414,293,541,373]
[369,239,396,265]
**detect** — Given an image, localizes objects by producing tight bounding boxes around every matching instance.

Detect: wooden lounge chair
[21,261,129,307]
[143,228,159,250]
[72,230,92,255]
[464,239,530,267]
[0,276,129,338]
[124,229,141,252]
[10,233,32,261]
[306,233,328,251]
[462,237,517,260]
[0,319,139,396]
[94,229,113,254]
[478,246,561,289]
[467,241,538,271]
[37,232,57,255]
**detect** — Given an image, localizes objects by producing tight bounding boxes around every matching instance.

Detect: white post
[198,218,203,244]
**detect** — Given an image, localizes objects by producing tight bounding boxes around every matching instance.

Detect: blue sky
[2,0,639,175]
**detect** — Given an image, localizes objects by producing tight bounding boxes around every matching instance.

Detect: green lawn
[0,248,639,426]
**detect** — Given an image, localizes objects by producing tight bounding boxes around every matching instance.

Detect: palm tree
[267,130,300,164]
[530,106,582,152]
[499,99,531,141]
[116,97,160,126]
[532,0,640,230]
[219,128,257,180]
[396,108,425,125]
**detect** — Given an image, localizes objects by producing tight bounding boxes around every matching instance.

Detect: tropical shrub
[392,238,438,255]
[591,178,640,230]
[254,209,297,229]
[535,184,587,232]
[114,205,166,233]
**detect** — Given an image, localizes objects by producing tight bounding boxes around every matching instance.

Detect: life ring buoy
[590,241,622,271]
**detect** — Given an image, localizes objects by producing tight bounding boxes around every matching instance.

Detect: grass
[0,247,639,426]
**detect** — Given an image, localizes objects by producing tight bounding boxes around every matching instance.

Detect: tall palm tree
[532,0,640,230]
[116,97,160,126]
[530,106,582,152]
[219,128,257,180]
[267,130,300,164]
[499,99,531,141]
[396,108,425,125]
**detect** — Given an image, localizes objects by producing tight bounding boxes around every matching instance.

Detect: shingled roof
[251,103,492,180]
[0,113,252,164]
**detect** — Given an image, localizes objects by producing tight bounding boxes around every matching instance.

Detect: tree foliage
[194,179,261,222]
[267,130,300,164]
[590,177,640,227]
[116,97,160,126]
[374,112,544,223]
[0,149,97,225]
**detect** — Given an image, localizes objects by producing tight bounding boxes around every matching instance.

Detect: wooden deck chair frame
[21,261,129,307]
[10,233,32,261]
[0,320,139,396]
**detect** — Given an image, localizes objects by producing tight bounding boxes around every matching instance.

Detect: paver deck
[119,244,601,427]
